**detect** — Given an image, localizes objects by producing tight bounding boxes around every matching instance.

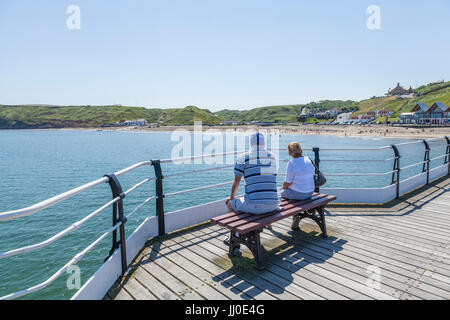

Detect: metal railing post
[104,173,128,275]
[151,160,165,237]
[445,136,450,175]
[391,145,400,199]
[422,140,430,185]
[313,147,320,193]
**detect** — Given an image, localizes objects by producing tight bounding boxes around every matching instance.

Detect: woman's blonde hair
[288,142,303,158]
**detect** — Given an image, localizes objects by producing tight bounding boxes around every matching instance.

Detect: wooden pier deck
[106,177,450,300]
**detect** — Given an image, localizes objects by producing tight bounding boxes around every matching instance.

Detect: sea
[0,129,447,299]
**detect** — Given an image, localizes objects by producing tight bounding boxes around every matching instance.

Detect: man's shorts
[230,197,280,215]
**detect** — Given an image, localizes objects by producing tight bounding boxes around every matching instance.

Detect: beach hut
[428,102,448,125]
[411,103,429,124]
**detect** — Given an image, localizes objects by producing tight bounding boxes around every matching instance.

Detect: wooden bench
[211,193,337,270]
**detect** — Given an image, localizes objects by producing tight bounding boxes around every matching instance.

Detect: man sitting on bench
[225,132,280,215]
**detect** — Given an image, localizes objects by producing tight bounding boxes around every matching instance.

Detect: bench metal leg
[226,230,265,270]
[228,230,241,256]
[248,231,264,271]
[316,207,328,238]
[292,207,328,238]
[291,215,303,230]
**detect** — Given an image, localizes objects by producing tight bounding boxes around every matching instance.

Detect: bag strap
[307,156,319,172]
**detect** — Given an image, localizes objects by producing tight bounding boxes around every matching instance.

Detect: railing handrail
[0,176,155,260]
[0,161,152,222]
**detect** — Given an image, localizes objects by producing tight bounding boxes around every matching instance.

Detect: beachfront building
[378,110,394,117]
[336,112,351,123]
[220,120,240,126]
[360,115,375,123]
[399,113,415,124]
[386,83,414,96]
[411,103,430,124]
[115,119,148,126]
[428,102,448,125]
[329,108,341,116]
[398,102,449,125]
[348,114,375,123]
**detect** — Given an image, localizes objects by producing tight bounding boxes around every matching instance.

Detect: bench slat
[224,194,329,229]
[212,199,295,224]
[210,193,320,224]
[235,195,336,234]
[216,212,253,226]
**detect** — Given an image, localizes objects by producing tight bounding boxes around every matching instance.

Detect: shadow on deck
[106,176,450,300]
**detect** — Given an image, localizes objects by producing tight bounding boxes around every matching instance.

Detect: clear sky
[0,0,449,111]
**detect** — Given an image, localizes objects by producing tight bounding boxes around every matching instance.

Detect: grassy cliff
[0,100,355,128]
[0,105,222,128]
[353,81,450,121]
[214,100,355,123]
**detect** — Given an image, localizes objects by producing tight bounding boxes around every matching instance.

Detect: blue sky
[0,0,449,111]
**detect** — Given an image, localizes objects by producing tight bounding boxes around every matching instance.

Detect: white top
[285,156,315,193]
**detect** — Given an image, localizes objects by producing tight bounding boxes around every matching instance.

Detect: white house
[336,112,352,123]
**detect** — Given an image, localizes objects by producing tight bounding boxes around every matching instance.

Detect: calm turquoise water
[0,129,447,299]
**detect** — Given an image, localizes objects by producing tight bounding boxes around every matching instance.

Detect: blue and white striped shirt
[234,149,279,205]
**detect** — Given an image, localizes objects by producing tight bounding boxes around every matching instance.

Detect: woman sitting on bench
[281,142,315,200]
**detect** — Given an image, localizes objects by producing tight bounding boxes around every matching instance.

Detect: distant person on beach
[281,142,315,200]
[225,133,280,215]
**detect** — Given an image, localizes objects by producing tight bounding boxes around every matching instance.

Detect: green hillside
[160,106,222,125]
[214,100,355,123]
[0,100,355,128]
[353,81,450,120]
[0,105,156,128]
[215,105,303,122]
[0,82,448,128]
[0,105,222,128]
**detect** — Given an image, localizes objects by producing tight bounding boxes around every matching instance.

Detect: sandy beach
[89,124,450,140]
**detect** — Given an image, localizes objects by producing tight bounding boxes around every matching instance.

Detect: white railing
[1,137,449,300]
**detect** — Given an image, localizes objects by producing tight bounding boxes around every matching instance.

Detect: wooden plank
[155,238,265,300]
[179,230,304,300]
[212,212,252,224]
[132,266,181,300]
[210,217,450,300]
[123,276,158,300]
[337,215,450,243]
[315,217,450,270]
[276,218,450,283]
[114,286,134,300]
[196,226,349,300]
[140,246,230,300]
[174,247,278,299]
[193,227,371,300]
[313,212,450,260]
[273,218,450,296]
[276,216,450,277]
[162,242,275,300]
[138,252,205,300]
[160,234,278,300]
[257,224,447,299]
